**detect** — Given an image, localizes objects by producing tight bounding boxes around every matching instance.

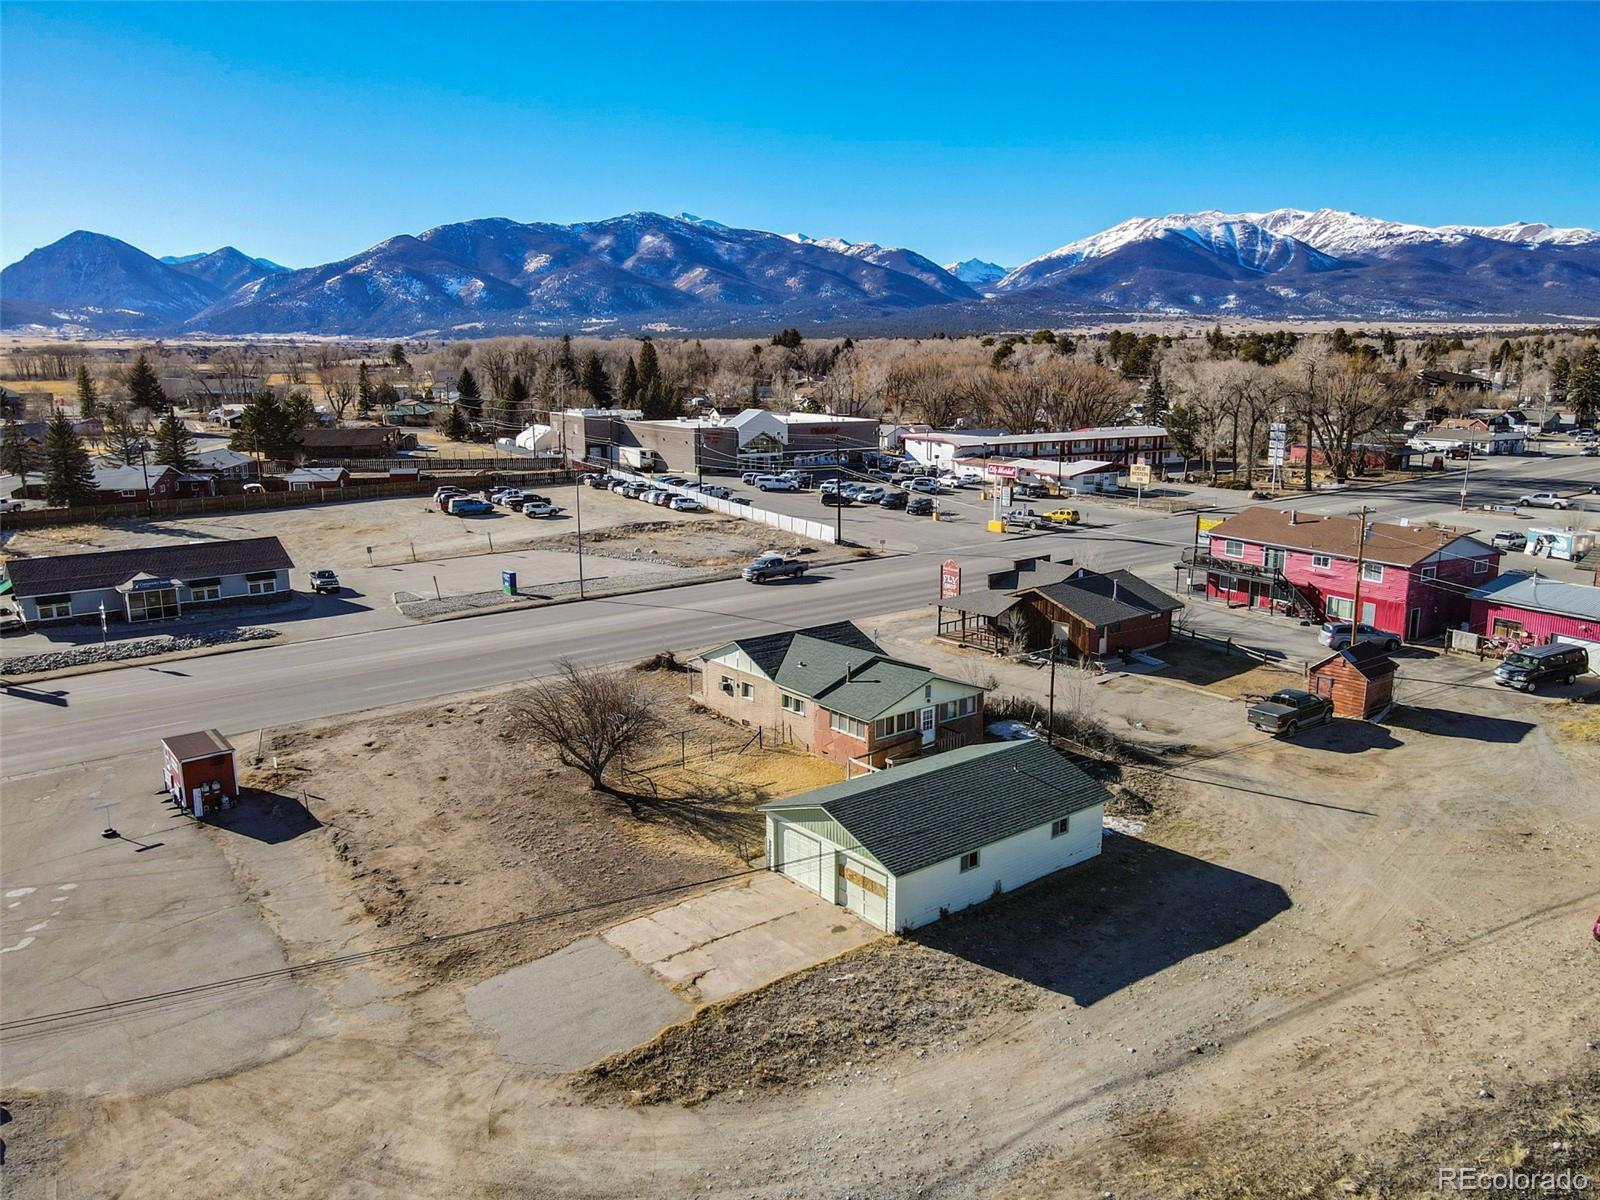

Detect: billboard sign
[1129,464,1152,486]
[939,559,961,599]
[988,463,1020,479]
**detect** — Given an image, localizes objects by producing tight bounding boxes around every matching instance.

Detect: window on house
[1420,565,1437,581]
[959,850,980,872]
[1327,596,1354,620]
[1051,817,1071,838]
[924,683,933,701]
[187,577,222,602]
[1222,539,1244,558]
[1311,554,1332,570]
[719,675,734,695]
[1474,560,1490,574]
[119,489,137,498]
[939,695,976,722]
[738,681,754,701]
[874,711,918,739]
[35,594,72,620]
[828,711,866,739]
[780,693,806,714]
[245,572,278,595]
[1361,562,1383,583]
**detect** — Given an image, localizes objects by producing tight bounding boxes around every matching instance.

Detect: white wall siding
[890,805,1103,931]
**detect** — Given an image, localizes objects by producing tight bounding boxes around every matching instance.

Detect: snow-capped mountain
[4,207,1596,334]
[944,258,1007,287]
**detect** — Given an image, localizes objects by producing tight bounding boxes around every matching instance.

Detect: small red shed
[1307,642,1397,720]
[160,729,238,818]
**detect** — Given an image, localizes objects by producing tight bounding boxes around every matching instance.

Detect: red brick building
[697,622,986,770]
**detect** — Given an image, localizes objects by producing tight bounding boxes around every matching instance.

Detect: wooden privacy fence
[1,470,574,529]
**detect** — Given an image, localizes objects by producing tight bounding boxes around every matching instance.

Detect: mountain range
[4,207,1597,337]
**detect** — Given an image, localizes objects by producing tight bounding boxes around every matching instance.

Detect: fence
[608,469,838,544]
[1,470,574,530]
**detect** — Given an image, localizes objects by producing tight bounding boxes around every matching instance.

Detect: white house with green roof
[697,621,987,770]
[760,739,1107,931]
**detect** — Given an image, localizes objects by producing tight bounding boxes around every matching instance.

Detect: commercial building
[6,536,294,626]
[761,739,1107,932]
[298,427,415,459]
[1468,572,1600,659]
[551,407,879,475]
[1185,507,1498,640]
[1018,569,1183,660]
[160,729,239,819]
[696,621,986,771]
[901,426,1170,473]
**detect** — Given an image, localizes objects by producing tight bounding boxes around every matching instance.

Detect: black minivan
[1493,643,1590,692]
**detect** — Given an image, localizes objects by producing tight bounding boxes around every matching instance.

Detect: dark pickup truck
[1247,688,1332,736]
[742,553,809,583]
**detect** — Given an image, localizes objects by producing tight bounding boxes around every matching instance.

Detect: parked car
[1040,508,1081,525]
[906,496,936,516]
[782,471,813,489]
[657,475,690,487]
[878,491,909,510]
[1318,622,1401,652]
[905,477,941,495]
[866,469,896,483]
[651,490,675,506]
[1013,483,1046,499]
[1494,643,1589,692]
[1247,689,1333,736]
[1576,429,1598,441]
[522,501,564,518]
[742,552,809,583]
[820,491,854,507]
[938,473,970,490]
[1582,445,1599,457]
[740,471,765,485]
[0,498,24,513]
[1491,530,1528,551]
[308,568,341,595]
[1519,491,1572,509]
[669,496,704,512]
[754,475,798,492]
[446,496,494,515]
[853,485,887,503]
[583,473,614,489]
[695,484,733,499]
[1002,507,1052,531]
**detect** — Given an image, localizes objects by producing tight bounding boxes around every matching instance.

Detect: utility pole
[1458,442,1473,511]
[1047,643,1057,746]
[574,464,586,597]
[1349,505,1371,645]
[1303,360,1316,492]
[833,432,842,544]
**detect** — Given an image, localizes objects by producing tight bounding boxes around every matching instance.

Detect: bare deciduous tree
[508,660,662,816]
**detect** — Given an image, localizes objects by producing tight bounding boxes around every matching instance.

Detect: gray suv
[1493,643,1590,692]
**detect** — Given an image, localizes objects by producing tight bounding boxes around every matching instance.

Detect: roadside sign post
[501,569,517,596]
[1129,463,1152,507]
[1267,422,1288,491]
[97,600,107,645]
[94,800,120,840]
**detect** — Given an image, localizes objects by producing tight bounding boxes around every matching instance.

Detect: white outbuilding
[760,739,1106,932]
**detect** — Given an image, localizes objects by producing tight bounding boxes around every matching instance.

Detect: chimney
[1112,577,1119,602]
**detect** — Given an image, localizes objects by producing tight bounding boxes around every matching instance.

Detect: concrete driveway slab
[464,935,691,1071]
[603,873,879,1003]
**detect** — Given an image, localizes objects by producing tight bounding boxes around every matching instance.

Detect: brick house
[1188,506,1498,641]
[696,622,987,770]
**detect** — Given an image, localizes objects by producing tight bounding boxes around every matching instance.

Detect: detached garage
[761,739,1108,932]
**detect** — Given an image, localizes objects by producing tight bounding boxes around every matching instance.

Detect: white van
[754,475,798,492]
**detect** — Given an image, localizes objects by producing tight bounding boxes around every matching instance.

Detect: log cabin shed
[1306,641,1396,719]
[759,739,1107,932]
[160,729,239,818]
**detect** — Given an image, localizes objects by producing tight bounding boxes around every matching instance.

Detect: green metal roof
[762,740,1108,877]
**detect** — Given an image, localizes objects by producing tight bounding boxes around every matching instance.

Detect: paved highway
[5,450,1595,779]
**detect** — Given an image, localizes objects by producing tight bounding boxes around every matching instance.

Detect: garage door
[776,824,822,896]
[1551,634,1600,672]
[837,857,890,930]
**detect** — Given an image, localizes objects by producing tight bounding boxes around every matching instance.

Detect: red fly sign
[939,559,961,599]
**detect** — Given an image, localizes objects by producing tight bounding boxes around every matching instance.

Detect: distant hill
[4,207,1596,335]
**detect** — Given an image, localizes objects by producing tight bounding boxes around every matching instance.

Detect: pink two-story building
[1191,507,1499,641]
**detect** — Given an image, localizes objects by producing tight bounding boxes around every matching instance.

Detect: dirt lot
[0,485,843,576]
[243,668,846,985]
[9,644,1599,1200]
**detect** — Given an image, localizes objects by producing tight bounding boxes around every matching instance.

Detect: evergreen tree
[1145,364,1169,421]
[638,377,683,421]
[153,409,197,471]
[232,391,304,461]
[619,357,640,408]
[126,353,167,412]
[101,404,145,467]
[0,420,41,478]
[1163,402,1202,469]
[356,362,373,416]
[42,409,97,507]
[557,335,580,387]
[371,381,400,413]
[439,403,470,441]
[285,389,318,431]
[1568,346,1600,425]
[579,351,613,406]
[499,374,531,428]
[456,367,483,420]
[770,328,803,350]
[637,340,661,391]
[388,343,409,369]
[74,363,100,420]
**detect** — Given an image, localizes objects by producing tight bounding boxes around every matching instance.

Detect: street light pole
[833,432,842,545]
[574,464,586,598]
[1458,443,1473,511]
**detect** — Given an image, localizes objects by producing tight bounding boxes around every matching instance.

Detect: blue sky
[2,1,1595,270]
